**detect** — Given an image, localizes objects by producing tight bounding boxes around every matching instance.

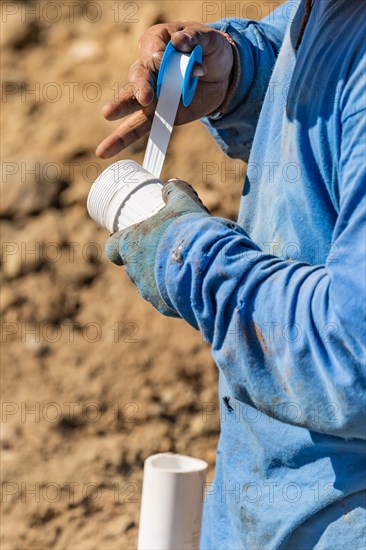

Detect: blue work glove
[105,179,211,316]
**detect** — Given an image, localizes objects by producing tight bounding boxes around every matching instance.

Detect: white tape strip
[143,51,190,178]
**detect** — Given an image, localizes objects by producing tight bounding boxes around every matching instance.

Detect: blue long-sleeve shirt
[156,0,366,547]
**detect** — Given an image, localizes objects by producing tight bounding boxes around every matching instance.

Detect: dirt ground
[1,1,271,548]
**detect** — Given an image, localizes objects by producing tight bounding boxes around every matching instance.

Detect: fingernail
[95,146,103,157]
[192,62,207,77]
[181,31,193,42]
[173,31,194,52]
[102,104,113,119]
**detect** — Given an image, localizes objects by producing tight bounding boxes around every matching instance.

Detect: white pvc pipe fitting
[138,453,208,550]
[87,160,165,232]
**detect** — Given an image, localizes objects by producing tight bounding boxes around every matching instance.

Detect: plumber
[96,1,366,547]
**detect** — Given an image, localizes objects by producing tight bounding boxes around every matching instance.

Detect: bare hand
[96,21,234,159]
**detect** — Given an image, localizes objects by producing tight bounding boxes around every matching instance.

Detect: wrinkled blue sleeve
[155,106,366,440]
[202,1,299,160]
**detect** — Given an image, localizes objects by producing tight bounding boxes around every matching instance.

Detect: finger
[138,22,185,71]
[103,65,155,121]
[127,62,156,106]
[171,25,223,56]
[162,178,192,203]
[191,61,207,77]
[102,88,140,122]
[163,179,209,211]
[96,109,153,159]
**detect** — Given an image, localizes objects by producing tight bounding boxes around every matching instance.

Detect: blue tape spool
[157,42,202,107]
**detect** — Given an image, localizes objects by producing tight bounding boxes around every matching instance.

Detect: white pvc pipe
[87,160,165,233]
[138,453,208,550]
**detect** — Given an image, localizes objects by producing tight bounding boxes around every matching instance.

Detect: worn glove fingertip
[163,179,189,202]
[163,179,209,214]
[105,235,124,266]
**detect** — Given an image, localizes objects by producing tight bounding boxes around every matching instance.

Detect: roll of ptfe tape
[143,42,202,178]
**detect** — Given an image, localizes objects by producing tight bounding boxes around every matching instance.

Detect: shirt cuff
[206,20,255,116]
[207,31,241,119]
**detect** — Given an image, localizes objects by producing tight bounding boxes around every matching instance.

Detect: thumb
[162,179,210,213]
